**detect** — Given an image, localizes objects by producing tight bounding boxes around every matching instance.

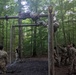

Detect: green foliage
[0,0,76,57]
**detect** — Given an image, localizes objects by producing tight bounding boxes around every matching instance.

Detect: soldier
[54,47,60,67]
[58,45,67,66]
[66,44,71,65]
[68,43,76,75]
[0,45,8,74]
[15,46,19,61]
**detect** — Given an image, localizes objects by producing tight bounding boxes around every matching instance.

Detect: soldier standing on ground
[15,46,19,61]
[54,47,60,67]
[68,43,76,75]
[57,45,67,66]
[0,45,8,75]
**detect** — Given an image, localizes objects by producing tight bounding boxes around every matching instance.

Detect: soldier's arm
[57,45,64,51]
[54,49,58,57]
[4,52,8,65]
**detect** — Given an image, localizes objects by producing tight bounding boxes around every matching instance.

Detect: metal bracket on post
[48,6,54,75]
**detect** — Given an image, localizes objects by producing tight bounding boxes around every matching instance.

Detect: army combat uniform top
[0,50,8,74]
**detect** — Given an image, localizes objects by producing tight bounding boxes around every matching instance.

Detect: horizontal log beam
[0,16,18,19]
[0,14,48,20]
[12,24,43,27]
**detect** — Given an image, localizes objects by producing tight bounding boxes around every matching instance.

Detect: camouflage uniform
[0,50,8,74]
[15,48,19,61]
[54,48,60,67]
[58,45,67,65]
[66,45,71,65]
[68,46,76,75]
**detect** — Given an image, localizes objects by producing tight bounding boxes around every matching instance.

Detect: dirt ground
[0,57,73,75]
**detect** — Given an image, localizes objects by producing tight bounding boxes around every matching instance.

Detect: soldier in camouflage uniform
[68,43,76,75]
[54,47,60,67]
[58,45,67,66]
[0,45,8,74]
[15,46,19,61]
[66,44,71,65]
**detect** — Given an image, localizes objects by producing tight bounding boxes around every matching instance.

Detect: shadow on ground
[0,58,73,75]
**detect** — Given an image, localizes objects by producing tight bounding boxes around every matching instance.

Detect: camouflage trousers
[68,57,76,75]
[54,56,61,67]
[0,59,7,74]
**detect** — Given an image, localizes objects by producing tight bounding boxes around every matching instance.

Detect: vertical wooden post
[32,21,37,57]
[10,26,13,63]
[48,6,54,75]
[6,20,8,51]
[54,33,58,54]
[18,12,22,59]
[18,0,22,59]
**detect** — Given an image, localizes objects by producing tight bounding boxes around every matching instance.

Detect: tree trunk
[60,0,66,45]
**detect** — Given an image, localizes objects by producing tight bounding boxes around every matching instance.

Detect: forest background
[0,0,76,57]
